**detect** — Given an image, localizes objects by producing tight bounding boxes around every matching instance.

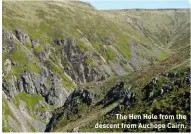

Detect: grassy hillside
[108,9,190,49]
[2,1,166,78]
[2,0,190,132]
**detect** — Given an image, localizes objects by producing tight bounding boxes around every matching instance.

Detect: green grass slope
[2,0,165,78]
[108,9,190,49]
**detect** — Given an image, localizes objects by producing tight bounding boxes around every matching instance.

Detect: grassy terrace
[3,41,42,79]
[14,92,55,120]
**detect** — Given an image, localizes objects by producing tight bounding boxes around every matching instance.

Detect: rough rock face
[2,28,75,132]
[3,68,69,108]
[57,39,106,83]
[142,68,190,103]
[65,89,93,106]
[2,66,69,131]
[35,101,53,123]
[100,81,125,105]
[2,28,15,52]
[4,59,12,74]
[99,81,136,110]
[31,39,40,48]
[3,28,70,108]
[3,78,18,99]
[13,29,29,45]
[45,89,94,132]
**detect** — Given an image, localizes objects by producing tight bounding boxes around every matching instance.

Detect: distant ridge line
[104,8,190,11]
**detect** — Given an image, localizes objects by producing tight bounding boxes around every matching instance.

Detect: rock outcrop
[2,29,15,52]
[3,68,69,108]
[45,89,94,132]
[142,68,190,104]
[60,39,107,83]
